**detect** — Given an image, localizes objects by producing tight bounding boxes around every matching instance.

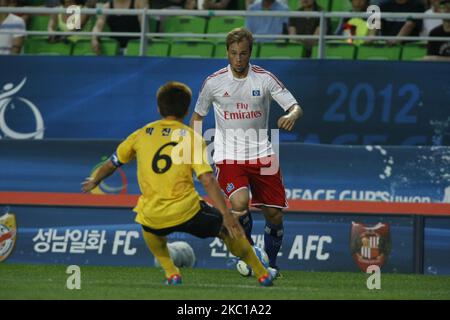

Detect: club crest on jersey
[226,183,235,193]
[0,212,17,262]
[252,90,261,96]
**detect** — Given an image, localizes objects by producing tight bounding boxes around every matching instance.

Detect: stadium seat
[357,43,402,60]
[289,0,329,10]
[213,41,259,59]
[149,17,159,33]
[24,38,72,55]
[401,42,427,61]
[213,41,228,58]
[170,40,215,58]
[258,42,304,59]
[330,0,352,12]
[164,16,207,34]
[28,15,50,31]
[207,16,245,34]
[126,39,170,57]
[311,42,356,59]
[330,0,352,32]
[72,38,119,56]
[317,0,331,11]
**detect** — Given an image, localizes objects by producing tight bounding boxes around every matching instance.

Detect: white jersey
[420,8,442,37]
[0,14,25,55]
[195,64,298,163]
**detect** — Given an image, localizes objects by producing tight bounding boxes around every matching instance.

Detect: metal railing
[1,6,450,58]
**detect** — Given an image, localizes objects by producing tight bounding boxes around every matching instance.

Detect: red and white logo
[350,222,391,272]
[0,212,17,262]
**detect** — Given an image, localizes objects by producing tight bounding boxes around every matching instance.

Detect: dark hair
[226,27,254,52]
[157,81,192,118]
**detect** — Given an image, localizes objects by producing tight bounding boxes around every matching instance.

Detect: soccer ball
[154,241,196,268]
[236,245,269,277]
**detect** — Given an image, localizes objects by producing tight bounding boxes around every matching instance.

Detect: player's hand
[277,114,296,131]
[222,212,245,239]
[81,177,98,193]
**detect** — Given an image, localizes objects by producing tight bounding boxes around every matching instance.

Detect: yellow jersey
[115,119,213,229]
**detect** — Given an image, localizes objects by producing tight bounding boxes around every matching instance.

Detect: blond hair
[226,27,254,51]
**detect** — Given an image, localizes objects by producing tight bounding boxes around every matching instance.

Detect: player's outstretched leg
[238,210,254,245]
[141,229,181,285]
[263,207,284,274]
[221,233,274,286]
[230,190,254,245]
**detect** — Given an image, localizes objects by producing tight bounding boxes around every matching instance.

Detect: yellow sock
[141,229,179,278]
[223,235,267,279]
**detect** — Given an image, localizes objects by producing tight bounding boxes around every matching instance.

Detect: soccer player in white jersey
[190,28,303,274]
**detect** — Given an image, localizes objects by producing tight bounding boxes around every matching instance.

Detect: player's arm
[81,160,117,193]
[277,104,303,132]
[198,172,244,239]
[190,78,212,134]
[266,72,303,131]
[189,112,204,135]
[82,130,138,193]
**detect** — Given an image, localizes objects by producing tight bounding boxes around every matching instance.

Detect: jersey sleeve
[191,131,213,178]
[266,72,299,112]
[114,129,140,166]
[194,78,213,116]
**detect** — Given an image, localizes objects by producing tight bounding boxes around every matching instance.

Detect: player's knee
[230,189,250,211]
[264,208,283,225]
[268,215,283,225]
[230,198,249,212]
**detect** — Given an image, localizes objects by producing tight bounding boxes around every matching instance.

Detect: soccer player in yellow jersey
[82,81,275,286]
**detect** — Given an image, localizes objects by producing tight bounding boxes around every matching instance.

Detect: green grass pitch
[1,264,450,300]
